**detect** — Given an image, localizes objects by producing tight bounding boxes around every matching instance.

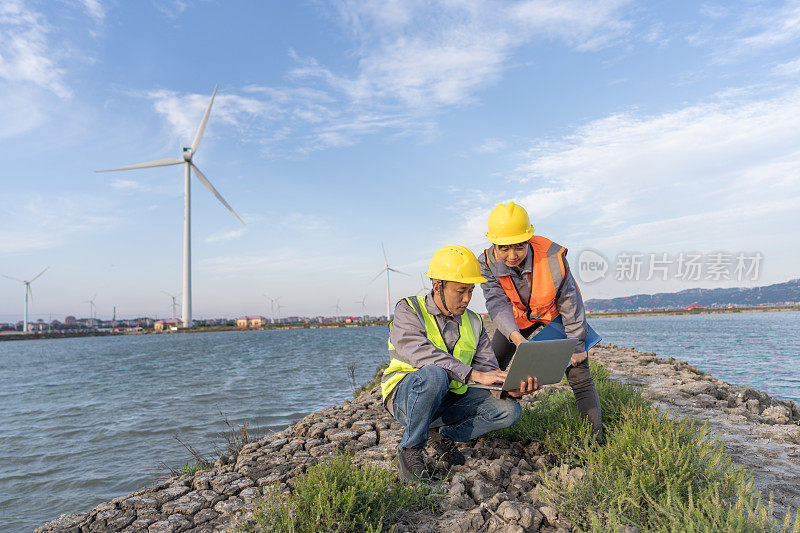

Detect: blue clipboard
[527,315,601,351]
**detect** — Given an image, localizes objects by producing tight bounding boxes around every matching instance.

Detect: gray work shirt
[386,292,500,412]
[479,243,588,354]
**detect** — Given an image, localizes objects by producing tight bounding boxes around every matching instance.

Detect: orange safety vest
[484,235,567,330]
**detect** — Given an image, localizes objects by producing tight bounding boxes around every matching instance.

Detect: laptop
[469,338,579,391]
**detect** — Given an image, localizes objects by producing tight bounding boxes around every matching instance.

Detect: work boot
[397,446,431,482]
[428,428,466,466]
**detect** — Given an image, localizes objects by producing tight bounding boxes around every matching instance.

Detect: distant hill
[584,278,800,312]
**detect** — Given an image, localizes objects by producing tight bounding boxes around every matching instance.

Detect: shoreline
[36,342,800,532]
[6,305,799,342]
[0,322,388,342]
[586,304,800,318]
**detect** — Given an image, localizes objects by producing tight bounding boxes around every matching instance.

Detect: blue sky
[1,0,799,321]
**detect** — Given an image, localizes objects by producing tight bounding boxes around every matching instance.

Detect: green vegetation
[492,361,647,463]
[180,458,213,475]
[240,453,438,533]
[162,412,261,479]
[489,361,799,531]
[353,363,389,398]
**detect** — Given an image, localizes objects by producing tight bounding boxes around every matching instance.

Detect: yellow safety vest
[381,295,483,403]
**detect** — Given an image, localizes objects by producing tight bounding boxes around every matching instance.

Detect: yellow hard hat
[426,245,487,284]
[486,202,535,245]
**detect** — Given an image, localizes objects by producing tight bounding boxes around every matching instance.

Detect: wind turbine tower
[354,295,367,322]
[97,85,245,329]
[331,299,343,320]
[84,294,97,329]
[370,243,408,321]
[263,294,276,324]
[2,267,48,333]
[162,291,180,320]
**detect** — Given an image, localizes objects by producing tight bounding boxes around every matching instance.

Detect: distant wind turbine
[262,294,274,323]
[370,243,408,321]
[267,296,281,324]
[162,291,180,320]
[2,267,48,333]
[417,273,431,296]
[331,299,343,319]
[96,85,245,329]
[84,294,97,329]
[354,295,367,321]
[276,302,287,321]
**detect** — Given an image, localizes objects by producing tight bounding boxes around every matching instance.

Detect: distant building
[64,316,78,326]
[237,316,267,328]
[685,304,706,310]
[154,318,181,331]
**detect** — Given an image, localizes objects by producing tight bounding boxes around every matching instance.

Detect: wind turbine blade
[27,285,33,304]
[381,243,388,265]
[191,84,218,154]
[369,268,387,283]
[388,268,409,276]
[96,158,183,172]
[191,164,246,226]
[30,267,49,282]
[2,274,24,283]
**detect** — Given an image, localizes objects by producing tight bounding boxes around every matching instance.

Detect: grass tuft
[353,363,388,398]
[488,361,799,532]
[240,453,438,533]
[491,360,646,463]
[542,405,799,531]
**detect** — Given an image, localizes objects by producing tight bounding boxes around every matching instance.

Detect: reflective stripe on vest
[484,235,567,330]
[381,295,483,403]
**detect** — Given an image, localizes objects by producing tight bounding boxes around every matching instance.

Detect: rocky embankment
[37,344,800,533]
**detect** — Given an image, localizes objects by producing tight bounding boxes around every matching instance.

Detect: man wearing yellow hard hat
[381,245,538,482]
[479,202,603,443]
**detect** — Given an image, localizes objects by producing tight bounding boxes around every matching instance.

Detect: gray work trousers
[491,327,604,443]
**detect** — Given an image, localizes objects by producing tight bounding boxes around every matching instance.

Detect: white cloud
[737,2,800,51]
[147,89,280,143]
[774,57,800,76]
[458,86,800,255]
[704,2,800,63]
[0,0,71,98]
[0,194,120,255]
[147,1,635,155]
[80,0,105,21]
[111,178,153,193]
[474,138,508,154]
[204,228,246,244]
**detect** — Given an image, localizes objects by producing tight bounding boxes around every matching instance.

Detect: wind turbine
[370,243,408,321]
[331,299,343,320]
[84,294,97,329]
[97,85,245,329]
[2,267,48,333]
[266,296,281,324]
[417,273,431,296]
[262,294,274,323]
[276,302,287,322]
[162,291,180,320]
[354,295,367,322]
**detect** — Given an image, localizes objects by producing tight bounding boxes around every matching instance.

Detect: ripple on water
[0,326,389,532]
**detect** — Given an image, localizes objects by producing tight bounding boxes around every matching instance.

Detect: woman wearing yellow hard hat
[382,244,538,481]
[479,202,604,443]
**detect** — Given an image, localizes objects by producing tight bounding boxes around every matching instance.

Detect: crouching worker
[381,245,539,482]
